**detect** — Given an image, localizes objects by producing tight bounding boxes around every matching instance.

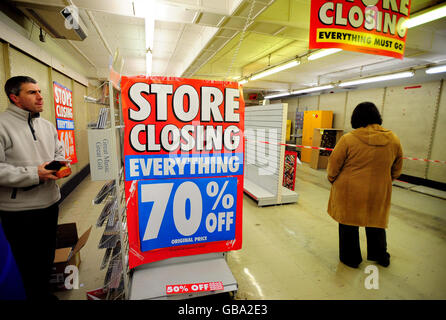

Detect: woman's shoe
[368,252,390,267]
[340,259,361,269]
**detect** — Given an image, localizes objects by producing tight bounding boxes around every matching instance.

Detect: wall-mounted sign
[309,0,411,59]
[53,81,77,164]
[121,76,245,269]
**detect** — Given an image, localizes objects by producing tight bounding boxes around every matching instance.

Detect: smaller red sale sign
[166,282,224,295]
[53,82,77,164]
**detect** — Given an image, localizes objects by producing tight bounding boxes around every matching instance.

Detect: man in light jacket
[0,76,70,300]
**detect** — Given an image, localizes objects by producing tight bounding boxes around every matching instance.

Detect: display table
[129,253,237,300]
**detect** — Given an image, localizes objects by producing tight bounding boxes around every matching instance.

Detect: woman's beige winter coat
[327,124,403,229]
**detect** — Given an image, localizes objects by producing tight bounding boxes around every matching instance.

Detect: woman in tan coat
[327,102,403,268]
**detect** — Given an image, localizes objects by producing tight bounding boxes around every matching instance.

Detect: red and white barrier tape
[244,139,446,164]
[402,157,446,164]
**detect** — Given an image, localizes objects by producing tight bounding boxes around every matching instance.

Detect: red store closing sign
[309,0,411,59]
[121,76,245,269]
[53,81,78,164]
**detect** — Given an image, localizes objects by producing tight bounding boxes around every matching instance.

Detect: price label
[138,177,237,252]
[166,282,224,295]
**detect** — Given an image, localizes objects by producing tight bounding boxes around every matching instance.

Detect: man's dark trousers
[0,203,59,300]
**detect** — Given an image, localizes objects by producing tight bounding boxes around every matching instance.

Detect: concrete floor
[55,163,446,300]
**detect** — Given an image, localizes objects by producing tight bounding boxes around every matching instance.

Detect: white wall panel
[9,47,53,122]
[382,81,441,179]
[285,97,298,133]
[72,81,89,170]
[427,80,446,183]
[298,95,319,111]
[0,44,7,111]
[319,92,347,129]
[344,88,385,133]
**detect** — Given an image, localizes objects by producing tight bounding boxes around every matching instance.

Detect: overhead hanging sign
[53,81,78,164]
[121,76,245,269]
[309,0,411,59]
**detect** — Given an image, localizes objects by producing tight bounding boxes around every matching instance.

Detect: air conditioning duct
[12,1,88,41]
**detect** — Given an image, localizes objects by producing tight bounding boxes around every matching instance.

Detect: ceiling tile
[198,12,225,27]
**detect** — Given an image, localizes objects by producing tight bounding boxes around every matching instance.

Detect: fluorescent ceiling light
[238,79,248,85]
[291,85,334,95]
[135,0,156,76]
[308,48,342,61]
[404,3,446,28]
[264,92,290,99]
[250,60,300,81]
[426,65,446,74]
[339,71,414,87]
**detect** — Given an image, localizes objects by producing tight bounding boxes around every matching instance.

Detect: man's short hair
[351,101,383,129]
[4,76,37,104]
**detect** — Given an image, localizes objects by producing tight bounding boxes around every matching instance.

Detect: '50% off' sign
[166,282,224,295]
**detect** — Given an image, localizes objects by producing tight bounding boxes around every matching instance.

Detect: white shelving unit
[88,81,238,301]
[86,81,130,300]
[244,103,299,206]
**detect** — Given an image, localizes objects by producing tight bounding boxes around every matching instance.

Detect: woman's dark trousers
[338,223,388,267]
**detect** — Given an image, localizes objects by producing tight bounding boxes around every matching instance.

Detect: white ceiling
[5,0,446,95]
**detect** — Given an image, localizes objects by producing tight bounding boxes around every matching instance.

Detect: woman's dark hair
[4,76,37,104]
[351,102,382,129]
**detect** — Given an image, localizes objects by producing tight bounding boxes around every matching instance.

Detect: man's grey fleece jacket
[0,103,65,211]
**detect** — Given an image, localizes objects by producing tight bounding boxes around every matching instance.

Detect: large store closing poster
[121,76,245,269]
[309,0,411,59]
[53,82,78,164]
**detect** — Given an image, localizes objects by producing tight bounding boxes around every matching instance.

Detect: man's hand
[38,162,59,181]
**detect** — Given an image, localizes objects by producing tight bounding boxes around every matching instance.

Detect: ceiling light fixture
[265,85,335,99]
[250,59,300,81]
[308,48,342,61]
[426,65,446,74]
[339,71,414,87]
[264,92,291,99]
[134,0,156,75]
[403,3,446,29]
[291,85,334,95]
[238,79,248,85]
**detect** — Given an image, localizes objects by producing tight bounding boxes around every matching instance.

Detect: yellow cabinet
[301,110,333,162]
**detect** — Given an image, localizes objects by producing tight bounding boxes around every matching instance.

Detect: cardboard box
[310,128,344,169]
[50,223,91,291]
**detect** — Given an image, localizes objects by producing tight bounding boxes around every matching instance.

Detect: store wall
[0,8,92,80]
[0,43,8,108]
[383,82,440,180]
[343,88,385,132]
[319,92,346,129]
[1,44,101,187]
[282,79,446,183]
[427,82,446,183]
